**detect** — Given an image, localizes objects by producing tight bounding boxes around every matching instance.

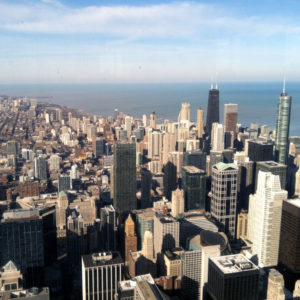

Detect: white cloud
[0,1,299,38]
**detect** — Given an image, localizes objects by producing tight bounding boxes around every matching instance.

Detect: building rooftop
[82,251,123,268]
[118,274,154,292]
[182,166,205,174]
[286,199,300,208]
[214,162,238,171]
[210,254,258,274]
[1,287,49,300]
[257,161,287,168]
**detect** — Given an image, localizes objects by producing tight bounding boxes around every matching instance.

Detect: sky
[0,0,300,83]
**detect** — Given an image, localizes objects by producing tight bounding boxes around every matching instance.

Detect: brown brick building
[19,181,39,198]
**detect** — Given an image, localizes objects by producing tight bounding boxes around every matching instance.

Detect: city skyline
[0,0,300,83]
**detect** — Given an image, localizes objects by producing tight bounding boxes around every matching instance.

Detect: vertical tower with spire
[124,214,137,264]
[275,81,292,165]
[206,84,220,140]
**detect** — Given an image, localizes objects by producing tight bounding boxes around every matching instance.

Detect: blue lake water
[0,82,299,136]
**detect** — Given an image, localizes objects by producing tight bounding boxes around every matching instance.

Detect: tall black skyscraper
[113,143,137,213]
[206,84,220,138]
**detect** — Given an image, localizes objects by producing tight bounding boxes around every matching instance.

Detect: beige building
[0,261,22,292]
[171,189,184,218]
[266,269,285,300]
[197,108,204,138]
[164,248,183,277]
[236,210,248,239]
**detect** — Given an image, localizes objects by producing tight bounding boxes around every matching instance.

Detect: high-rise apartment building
[206,85,219,139]
[48,154,61,171]
[224,103,238,133]
[171,189,184,217]
[211,162,238,239]
[275,87,292,165]
[247,171,287,267]
[81,252,124,300]
[197,108,205,138]
[279,199,300,273]
[58,175,71,192]
[207,254,259,300]
[182,166,206,211]
[148,129,163,159]
[34,155,47,181]
[93,137,106,157]
[211,123,224,152]
[113,143,136,213]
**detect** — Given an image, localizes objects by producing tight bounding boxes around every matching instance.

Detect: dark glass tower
[206,85,220,138]
[113,143,137,213]
[275,87,292,165]
[182,166,206,211]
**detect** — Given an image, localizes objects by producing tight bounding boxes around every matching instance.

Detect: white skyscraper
[125,115,133,138]
[178,102,190,122]
[148,129,163,159]
[247,171,287,267]
[49,154,61,171]
[211,123,224,152]
[142,114,147,127]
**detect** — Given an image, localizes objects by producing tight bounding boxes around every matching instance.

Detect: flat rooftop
[82,251,123,268]
[286,199,300,208]
[182,166,205,174]
[119,274,154,292]
[257,161,286,168]
[210,254,258,274]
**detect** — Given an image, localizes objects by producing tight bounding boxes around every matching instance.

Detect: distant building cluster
[0,85,299,300]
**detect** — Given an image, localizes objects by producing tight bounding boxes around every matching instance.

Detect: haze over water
[0,82,299,136]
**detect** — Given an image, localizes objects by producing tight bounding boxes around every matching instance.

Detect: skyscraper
[275,86,292,165]
[197,108,205,138]
[113,143,137,213]
[149,112,156,129]
[171,189,184,217]
[211,162,238,239]
[34,155,47,181]
[206,85,219,139]
[148,129,163,159]
[182,166,206,211]
[178,102,191,122]
[125,214,137,264]
[247,171,287,267]
[211,123,224,152]
[81,252,124,300]
[224,103,238,133]
[279,199,300,273]
[207,254,260,300]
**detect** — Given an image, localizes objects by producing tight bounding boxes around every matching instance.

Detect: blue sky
[0,0,300,83]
